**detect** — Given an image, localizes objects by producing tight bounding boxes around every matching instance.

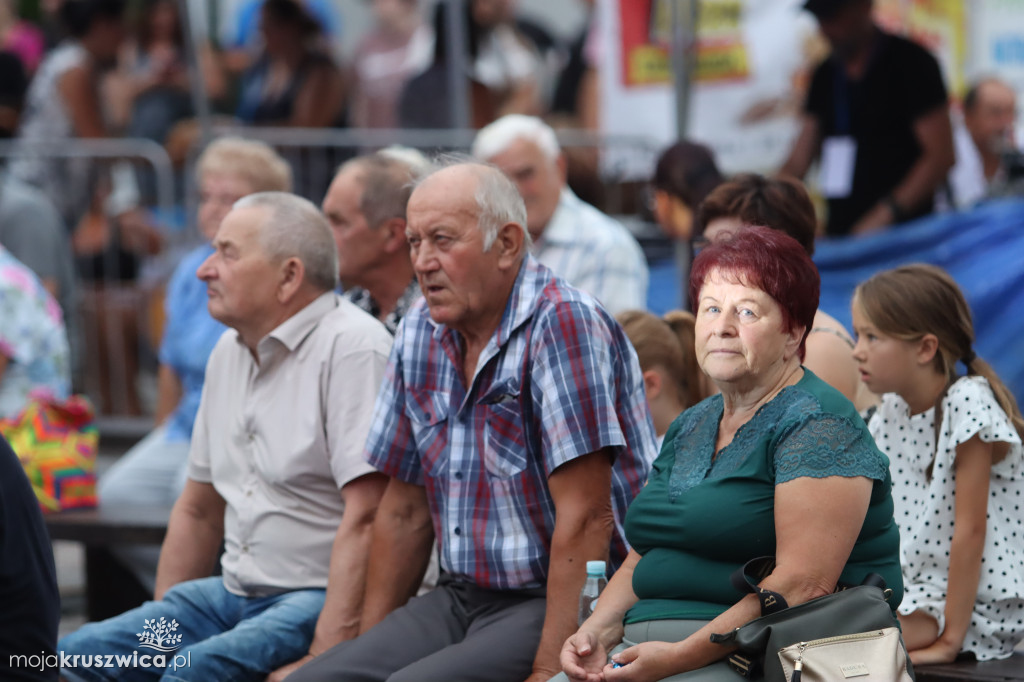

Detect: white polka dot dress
[869,376,1024,660]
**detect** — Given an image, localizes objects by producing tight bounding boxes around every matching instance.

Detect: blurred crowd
[0,0,1021,420]
[1,2,1023,681]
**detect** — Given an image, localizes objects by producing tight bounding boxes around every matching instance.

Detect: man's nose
[196,254,216,280]
[412,244,437,273]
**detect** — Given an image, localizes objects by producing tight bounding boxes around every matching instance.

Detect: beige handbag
[777,627,913,682]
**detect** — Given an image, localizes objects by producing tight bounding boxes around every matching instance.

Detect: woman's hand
[560,630,610,682]
[908,639,960,666]
[603,642,683,681]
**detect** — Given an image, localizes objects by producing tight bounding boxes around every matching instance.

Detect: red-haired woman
[555,226,904,681]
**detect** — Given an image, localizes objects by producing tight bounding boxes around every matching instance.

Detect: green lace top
[623,369,903,624]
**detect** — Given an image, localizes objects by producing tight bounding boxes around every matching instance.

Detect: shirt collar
[241,291,338,355]
[533,187,579,248]
[495,255,553,347]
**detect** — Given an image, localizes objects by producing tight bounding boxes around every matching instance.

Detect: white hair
[233,192,339,291]
[416,158,531,252]
[471,115,561,162]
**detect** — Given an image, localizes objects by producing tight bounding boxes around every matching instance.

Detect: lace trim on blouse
[668,386,887,500]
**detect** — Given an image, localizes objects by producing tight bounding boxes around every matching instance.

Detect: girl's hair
[617,309,702,409]
[855,264,1024,440]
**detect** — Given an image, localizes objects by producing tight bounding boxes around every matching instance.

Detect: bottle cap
[586,560,606,576]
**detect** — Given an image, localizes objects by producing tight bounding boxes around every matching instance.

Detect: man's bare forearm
[308,474,389,653]
[530,509,614,679]
[359,480,435,633]
[154,483,224,599]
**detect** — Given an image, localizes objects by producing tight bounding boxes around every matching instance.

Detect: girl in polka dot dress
[851,264,1024,665]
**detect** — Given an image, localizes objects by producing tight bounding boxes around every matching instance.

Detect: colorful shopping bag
[1,395,98,512]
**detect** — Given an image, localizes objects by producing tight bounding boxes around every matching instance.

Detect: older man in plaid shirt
[289,162,657,682]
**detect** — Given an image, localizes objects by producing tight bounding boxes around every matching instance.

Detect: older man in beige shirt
[57,193,393,682]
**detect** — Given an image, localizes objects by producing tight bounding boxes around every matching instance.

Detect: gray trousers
[548,619,736,682]
[288,576,547,682]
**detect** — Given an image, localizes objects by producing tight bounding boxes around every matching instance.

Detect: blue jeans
[58,577,325,682]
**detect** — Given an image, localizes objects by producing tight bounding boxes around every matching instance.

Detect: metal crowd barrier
[184,126,664,226]
[0,129,663,423]
[0,138,178,427]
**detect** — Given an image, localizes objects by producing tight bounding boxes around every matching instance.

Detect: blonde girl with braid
[852,264,1024,665]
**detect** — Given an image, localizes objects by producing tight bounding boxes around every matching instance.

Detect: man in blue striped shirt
[473,115,650,315]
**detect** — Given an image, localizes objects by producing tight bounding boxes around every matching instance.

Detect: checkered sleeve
[363,323,424,484]
[531,299,628,475]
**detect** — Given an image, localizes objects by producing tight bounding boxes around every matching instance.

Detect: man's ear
[277,256,306,303]
[494,222,526,269]
[916,333,940,366]
[556,152,568,185]
[382,218,408,254]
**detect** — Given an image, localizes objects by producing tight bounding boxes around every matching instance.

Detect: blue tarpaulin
[647,199,1024,407]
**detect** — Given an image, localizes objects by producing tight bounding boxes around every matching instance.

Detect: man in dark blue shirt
[781,0,955,236]
[0,434,60,681]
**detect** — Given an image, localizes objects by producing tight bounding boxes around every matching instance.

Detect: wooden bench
[916,652,1024,681]
[46,504,172,622]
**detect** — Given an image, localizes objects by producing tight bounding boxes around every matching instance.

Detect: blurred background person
[9,0,163,416]
[322,147,429,332]
[10,0,128,227]
[0,50,26,138]
[348,0,431,130]
[697,172,877,411]
[398,0,544,129]
[650,140,725,244]
[235,0,345,127]
[0,244,70,419]
[0,0,43,74]
[617,309,706,448]
[473,114,649,314]
[106,0,225,146]
[97,137,292,595]
[942,77,1019,210]
[469,0,545,117]
[648,139,724,308]
[548,0,599,132]
[221,0,340,73]
[780,0,954,236]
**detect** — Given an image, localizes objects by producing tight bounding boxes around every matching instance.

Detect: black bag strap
[729,557,890,616]
[731,556,789,616]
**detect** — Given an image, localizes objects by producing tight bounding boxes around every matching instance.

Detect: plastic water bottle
[578,560,608,625]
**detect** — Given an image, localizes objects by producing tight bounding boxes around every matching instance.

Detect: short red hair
[689,225,820,359]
